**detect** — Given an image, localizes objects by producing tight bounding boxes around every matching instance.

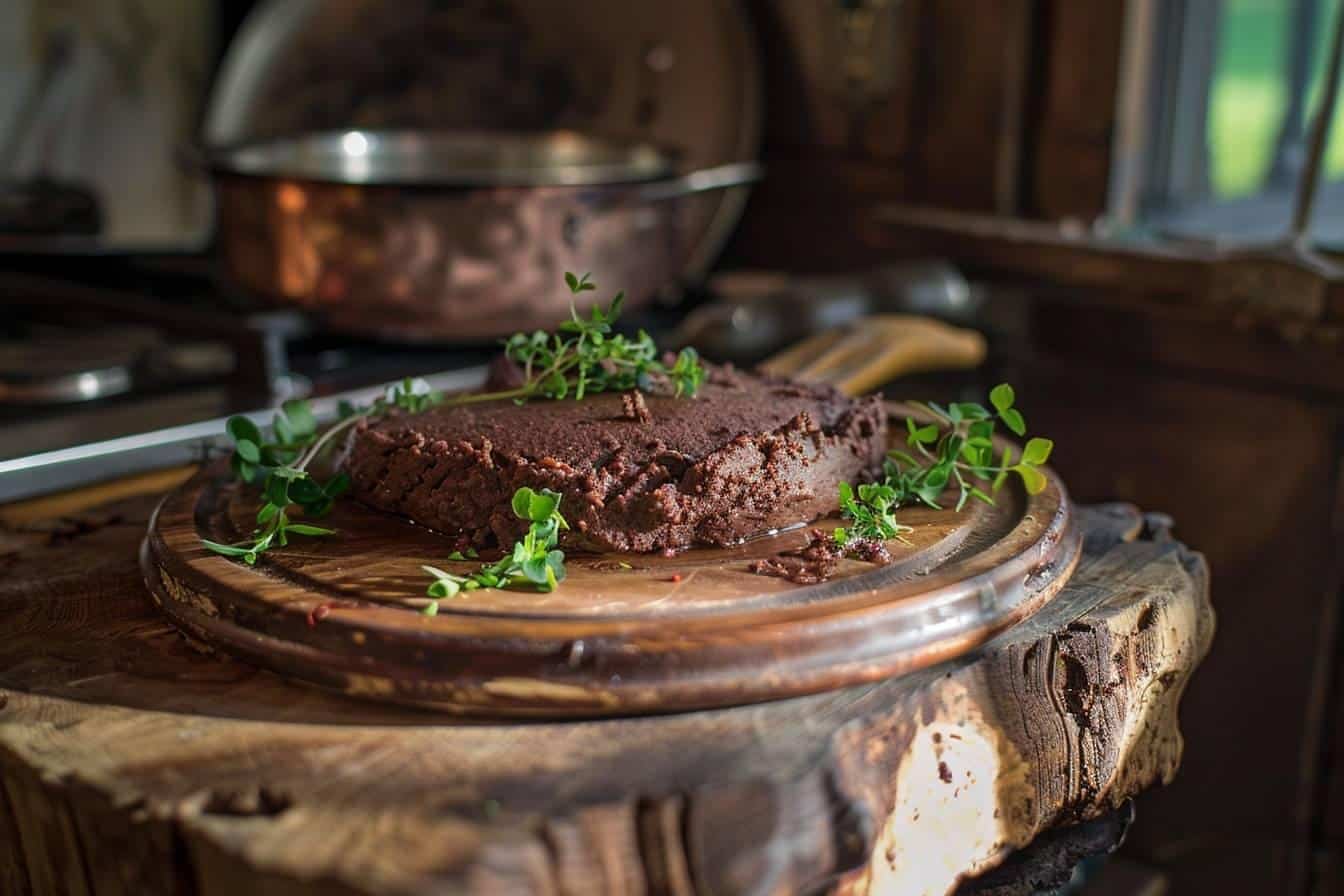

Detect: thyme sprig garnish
[201,377,442,564]
[420,487,568,613]
[833,481,914,545]
[499,272,705,401]
[834,384,1054,547]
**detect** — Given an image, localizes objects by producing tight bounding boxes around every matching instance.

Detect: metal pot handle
[633,161,764,203]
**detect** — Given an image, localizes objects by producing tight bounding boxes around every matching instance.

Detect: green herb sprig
[420,487,568,613]
[832,481,913,546]
[201,377,441,564]
[835,384,1054,547]
[498,272,704,402]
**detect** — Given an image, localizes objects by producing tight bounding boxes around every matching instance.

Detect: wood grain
[139,408,1079,717]
[0,496,1212,895]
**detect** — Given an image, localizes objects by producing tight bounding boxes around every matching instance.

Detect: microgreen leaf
[424,488,569,598]
[1015,464,1048,494]
[500,273,704,404]
[231,455,257,483]
[289,477,324,504]
[1022,437,1053,466]
[512,487,535,520]
[1000,408,1026,437]
[273,413,295,445]
[282,399,317,437]
[835,384,1052,548]
[265,475,291,507]
[227,416,263,445]
[522,556,550,585]
[526,489,559,523]
[908,423,939,445]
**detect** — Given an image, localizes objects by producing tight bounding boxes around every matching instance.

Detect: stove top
[0,262,500,463]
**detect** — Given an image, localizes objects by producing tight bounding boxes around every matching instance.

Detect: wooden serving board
[141,412,1080,717]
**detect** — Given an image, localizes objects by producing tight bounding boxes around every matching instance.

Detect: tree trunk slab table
[0,490,1212,895]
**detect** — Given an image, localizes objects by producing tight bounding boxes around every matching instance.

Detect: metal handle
[632,161,764,203]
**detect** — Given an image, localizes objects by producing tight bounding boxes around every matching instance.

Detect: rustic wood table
[0,479,1212,896]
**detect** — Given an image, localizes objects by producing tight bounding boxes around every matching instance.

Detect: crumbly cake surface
[345,365,887,553]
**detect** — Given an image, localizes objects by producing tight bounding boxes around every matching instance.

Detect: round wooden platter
[140,422,1080,718]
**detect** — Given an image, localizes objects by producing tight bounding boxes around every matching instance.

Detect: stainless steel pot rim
[204,129,679,187]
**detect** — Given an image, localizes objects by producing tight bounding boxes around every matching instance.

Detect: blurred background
[2,1,1343,893]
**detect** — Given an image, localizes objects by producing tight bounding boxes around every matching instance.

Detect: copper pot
[202,130,761,341]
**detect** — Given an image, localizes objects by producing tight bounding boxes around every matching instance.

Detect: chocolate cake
[345,365,887,553]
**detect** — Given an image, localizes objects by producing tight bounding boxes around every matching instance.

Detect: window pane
[1208,0,1288,197]
[1132,0,1344,245]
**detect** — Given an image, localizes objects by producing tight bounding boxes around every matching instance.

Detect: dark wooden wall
[724,0,1127,271]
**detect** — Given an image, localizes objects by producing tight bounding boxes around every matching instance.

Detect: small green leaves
[835,383,1054,547]
[227,415,262,445]
[385,377,441,413]
[905,417,939,446]
[511,486,565,526]
[422,567,462,600]
[423,489,570,598]
[986,382,1027,436]
[837,481,913,544]
[282,399,317,438]
[670,347,706,397]
[225,415,267,482]
[565,271,596,293]
[999,408,1026,437]
[504,273,705,404]
[1014,464,1047,494]
[1022,437,1053,466]
[234,437,261,464]
[208,377,447,565]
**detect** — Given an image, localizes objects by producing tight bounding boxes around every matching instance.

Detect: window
[1115,0,1344,247]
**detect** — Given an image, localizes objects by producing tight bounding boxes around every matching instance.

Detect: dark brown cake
[345,365,887,553]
